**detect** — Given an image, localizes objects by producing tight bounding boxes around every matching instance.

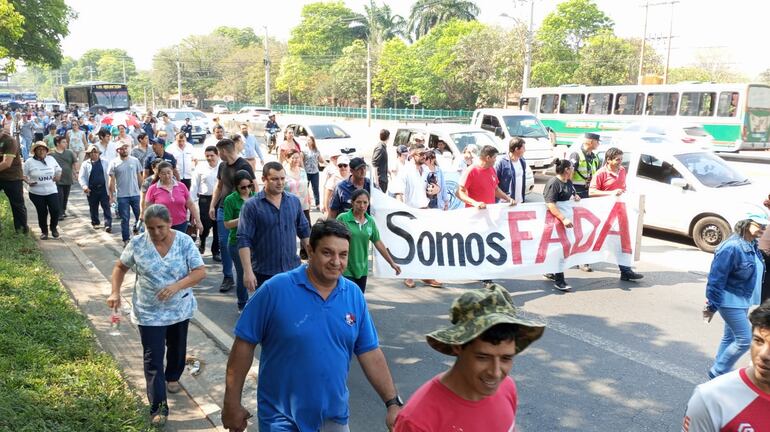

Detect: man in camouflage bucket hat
[395,284,545,432]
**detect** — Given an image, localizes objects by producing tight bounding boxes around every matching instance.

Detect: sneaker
[553,280,572,291]
[40,233,48,240]
[543,273,556,281]
[620,271,644,281]
[166,381,182,393]
[219,277,234,293]
[212,253,222,262]
[105,226,112,233]
[58,215,65,221]
[51,229,60,239]
[579,264,593,272]
[92,223,100,229]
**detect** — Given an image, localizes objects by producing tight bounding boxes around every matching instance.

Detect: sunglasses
[338,164,349,168]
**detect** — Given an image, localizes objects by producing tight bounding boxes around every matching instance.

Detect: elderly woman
[144,161,202,233]
[336,189,401,292]
[23,141,62,239]
[704,213,768,378]
[457,143,479,174]
[107,204,206,426]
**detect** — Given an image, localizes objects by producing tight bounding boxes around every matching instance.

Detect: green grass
[0,196,151,431]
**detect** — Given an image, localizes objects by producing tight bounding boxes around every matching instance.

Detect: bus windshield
[502,115,548,138]
[94,89,129,110]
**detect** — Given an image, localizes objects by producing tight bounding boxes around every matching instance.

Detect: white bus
[520,83,770,152]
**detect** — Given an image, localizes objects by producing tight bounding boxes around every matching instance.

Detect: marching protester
[144,161,202,234]
[423,149,449,210]
[569,132,600,272]
[302,136,323,209]
[108,204,206,427]
[371,129,390,193]
[66,119,88,163]
[78,145,112,231]
[210,138,254,293]
[96,127,117,165]
[50,135,78,220]
[395,143,443,289]
[43,124,57,149]
[108,141,144,246]
[495,137,528,206]
[337,189,401,292]
[203,124,225,148]
[223,170,256,312]
[388,145,409,198]
[161,114,178,143]
[131,132,152,169]
[140,113,156,141]
[222,219,402,432]
[168,132,195,189]
[115,124,134,148]
[144,138,179,180]
[239,123,265,171]
[140,158,165,222]
[395,284,545,431]
[759,196,770,303]
[283,149,312,225]
[180,117,193,143]
[23,142,62,239]
[279,128,302,164]
[328,156,371,219]
[683,299,770,430]
[457,143,479,174]
[703,213,768,378]
[236,161,310,291]
[190,145,221,259]
[589,146,643,281]
[0,132,28,233]
[542,159,582,291]
[323,154,349,216]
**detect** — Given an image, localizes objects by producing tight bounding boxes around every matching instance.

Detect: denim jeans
[229,244,248,309]
[137,320,189,415]
[171,221,188,233]
[117,196,141,241]
[710,307,752,377]
[216,207,233,278]
[619,265,632,274]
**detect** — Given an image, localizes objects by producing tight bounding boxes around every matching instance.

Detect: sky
[60,0,769,78]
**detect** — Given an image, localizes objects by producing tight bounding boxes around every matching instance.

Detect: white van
[471,109,555,170]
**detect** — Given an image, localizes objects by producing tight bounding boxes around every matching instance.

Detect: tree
[349,0,407,47]
[330,40,368,106]
[213,26,260,48]
[408,0,480,41]
[372,38,419,108]
[68,49,137,83]
[759,69,770,84]
[287,1,357,68]
[275,55,315,105]
[1,0,75,71]
[572,32,636,86]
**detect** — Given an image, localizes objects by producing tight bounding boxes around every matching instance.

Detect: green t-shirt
[44,134,56,149]
[337,210,380,279]
[222,191,254,246]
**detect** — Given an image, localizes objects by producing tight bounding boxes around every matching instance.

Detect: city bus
[520,83,770,152]
[0,92,13,103]
[64,81,130,112]
[21,92,37,104]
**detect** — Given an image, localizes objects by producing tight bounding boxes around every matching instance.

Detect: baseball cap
[585,132,600,141]
[337,155,351,166]
[397,145,409,155]
[349,157,366,171]
[746,212,770,226]
[85,144,101,154]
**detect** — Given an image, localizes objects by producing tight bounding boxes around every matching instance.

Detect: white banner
[370,188,641,280]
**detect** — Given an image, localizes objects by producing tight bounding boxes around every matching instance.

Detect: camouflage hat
[426,284,545,356]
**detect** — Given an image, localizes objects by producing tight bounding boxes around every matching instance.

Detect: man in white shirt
[190,145,222,260]
[240,123,265,171]
[204,124,225,148]
[168,132,195,189]
[95,128,118,166]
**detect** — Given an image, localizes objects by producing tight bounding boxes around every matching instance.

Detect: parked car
[471,108,556,170]
[603,141,768,253]
[158,109,210,143]
[235,106,271,125]
[212,104,229,114]
[619,120,715,150]
[285,122,357,162]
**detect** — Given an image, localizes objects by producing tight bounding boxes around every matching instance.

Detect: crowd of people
[2,104,770,431]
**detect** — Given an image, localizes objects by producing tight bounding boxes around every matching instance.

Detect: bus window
[614,92,644,115]
[717,92,739,117]
[646,92,679,116]
[540,94,559,114]
[680,92,715,117]
[560,94,585,114]
[586,93,613,115]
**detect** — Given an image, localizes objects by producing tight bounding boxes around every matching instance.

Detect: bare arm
[546,202,572,228]
[157,266,206,301]
[357,348,400,431]
[209,180,222,219]
[494,186,514,203]
[108,175,116,203]
[186,197,202,231]
[107,261,130,310]
[222,337,256,432]
[239,247,256,292]
[224,217,239,229]
[456,184,483,209]
[0,154,13,172]
[373,240,401,275]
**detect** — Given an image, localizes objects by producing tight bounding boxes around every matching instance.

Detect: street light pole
[366,41,372,127]
[638,1,649,84]
[522,0,534,90]
[663,1,678,84]
[264,26,271,110]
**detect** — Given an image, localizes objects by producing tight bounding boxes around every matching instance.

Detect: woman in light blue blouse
[107,204,206,426]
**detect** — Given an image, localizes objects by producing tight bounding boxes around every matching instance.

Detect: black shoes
[219,277,234,293]
[620,271,644,281]
[105,226,112,233]
[553,280,572,291]
[212,253,222,262]
[51,229,60,239]
[40,233,48,240]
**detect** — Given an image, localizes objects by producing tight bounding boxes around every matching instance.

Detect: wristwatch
[384,395,404,408]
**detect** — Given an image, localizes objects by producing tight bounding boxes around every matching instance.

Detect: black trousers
[137,319,190,415]
[197,195,219,255]
[180,178,191,189]
[347,275,368,293]
[87,187,111,226]
[0,179,27,230]
[57,184,71,214]
[28,192,59,234]
[574,184,589,199]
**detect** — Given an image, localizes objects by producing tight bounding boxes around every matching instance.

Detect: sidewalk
[28,188,253,431]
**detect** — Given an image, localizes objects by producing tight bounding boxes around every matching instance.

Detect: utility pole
[638,1,649,84]
[366,41,372,126]
[88,65,94,81]
[122,59,127,83]
[176,45,183,108]
[663,1,679,84]
[522,0,534,90]
[263,26,271,109]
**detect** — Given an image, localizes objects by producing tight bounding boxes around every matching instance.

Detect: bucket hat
[426,284,545,356]
[30,141,49,153]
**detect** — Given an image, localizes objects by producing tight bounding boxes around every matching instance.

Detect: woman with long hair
[223,170,257,312]
[302,136,324,209]
[283,149,312,225]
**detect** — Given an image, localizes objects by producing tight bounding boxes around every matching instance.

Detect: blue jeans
[137,319,189,415]
[216,207,233,278]
[117,196,141,241]
[229,244,248,309]
[20,136,30,160]
[619,265,632,274]
[710,307,752,377]
[172,221,188,233]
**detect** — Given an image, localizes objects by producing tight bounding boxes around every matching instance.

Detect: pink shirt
[145,181,190,225]
[590,165,627,192]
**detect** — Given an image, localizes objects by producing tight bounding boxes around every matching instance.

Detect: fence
[203,100,474,123]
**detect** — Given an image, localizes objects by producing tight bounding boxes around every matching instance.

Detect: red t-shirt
[590,166,627,192]
[395,374,517,432]
[460,165,499,207]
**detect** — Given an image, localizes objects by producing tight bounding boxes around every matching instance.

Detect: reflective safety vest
[571,149,600,186]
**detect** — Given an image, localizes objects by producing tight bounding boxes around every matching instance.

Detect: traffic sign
[410,95,420,105]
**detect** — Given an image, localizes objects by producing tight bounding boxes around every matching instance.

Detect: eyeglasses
[338,164,349,168]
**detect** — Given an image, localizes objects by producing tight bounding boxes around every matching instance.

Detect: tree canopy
[1,0,75,72]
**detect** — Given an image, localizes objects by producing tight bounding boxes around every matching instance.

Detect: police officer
[569,132,600,272]
[181,117,193,144]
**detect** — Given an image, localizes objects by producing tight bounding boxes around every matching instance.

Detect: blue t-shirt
[234,264,379,431]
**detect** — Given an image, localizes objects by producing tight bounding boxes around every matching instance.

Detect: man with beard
[108,141,143,246]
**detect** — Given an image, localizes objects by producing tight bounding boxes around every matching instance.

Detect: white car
[212,104,229,114]
[620,120,715,150]
[607,141,768,252]
[235,106,272,126]
[286,122,357,162]
[158,109,210,143]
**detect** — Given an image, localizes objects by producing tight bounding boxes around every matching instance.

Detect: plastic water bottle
[109,311,121,336]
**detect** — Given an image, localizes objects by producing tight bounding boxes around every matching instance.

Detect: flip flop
[403,280,416,288]
[424,280,444,288]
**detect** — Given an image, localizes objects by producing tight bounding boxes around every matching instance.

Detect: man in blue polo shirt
[327,156,371,219]
[222,219,403,432]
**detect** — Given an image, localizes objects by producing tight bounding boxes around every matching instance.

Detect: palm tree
[350,0,407,47]
[408,0,481,40]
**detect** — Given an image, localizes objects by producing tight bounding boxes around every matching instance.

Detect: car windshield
[190,111,206,119]
[674,152,750,188]
[170,112,189,121]
[309,124,350,139]
[502,115,548,138]
[449,131,499,152]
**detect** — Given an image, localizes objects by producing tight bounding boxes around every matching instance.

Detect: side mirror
[670,178,688,190]
[494,126,504,139]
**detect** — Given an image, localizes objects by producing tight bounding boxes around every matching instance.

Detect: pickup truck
[471,108,556,171]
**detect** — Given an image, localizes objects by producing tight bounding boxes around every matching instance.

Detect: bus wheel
[693,216,730,253]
